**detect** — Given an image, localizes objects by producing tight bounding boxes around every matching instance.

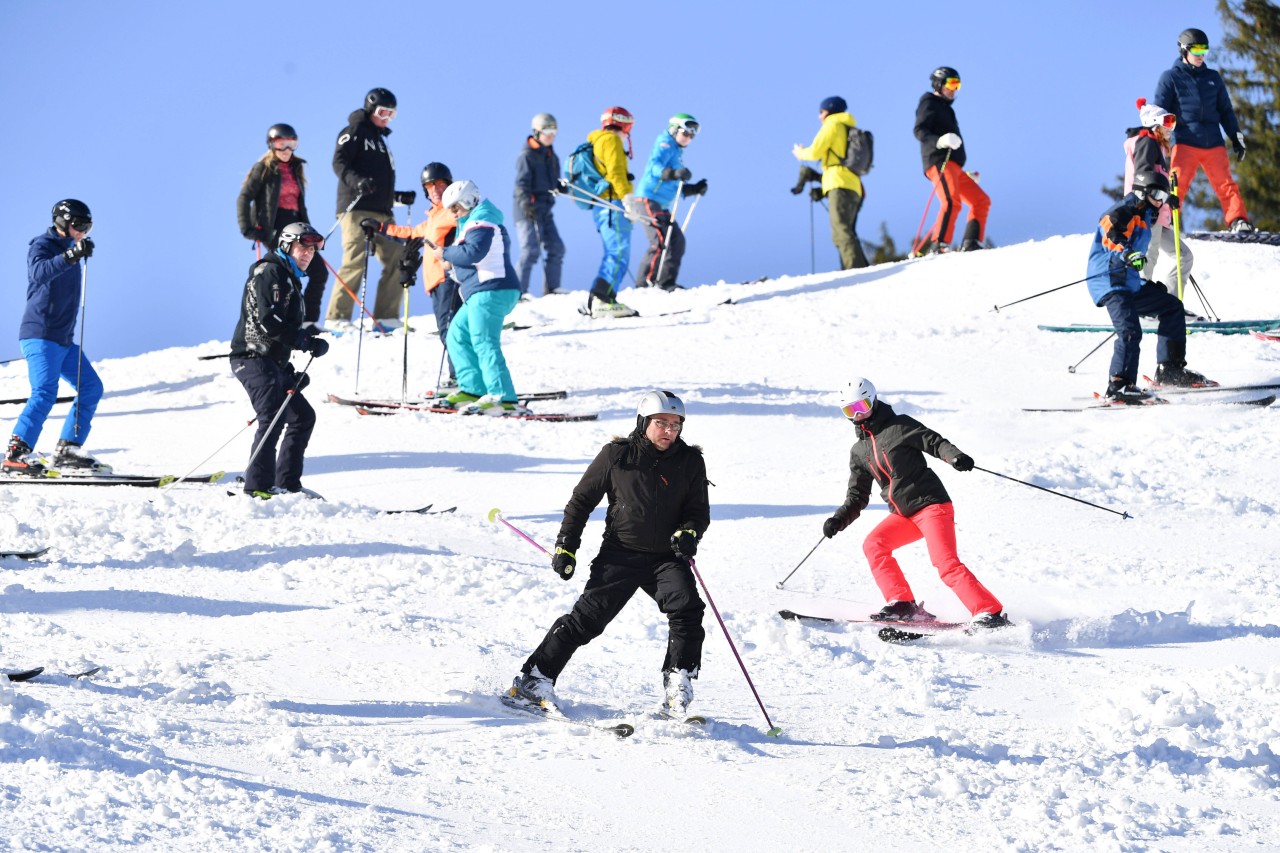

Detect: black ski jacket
[236,157,313,241]
[832,401,965,523]
[913,92,966,173]
[558,433,710,557]
[230,252,305,366]
[333,109,395,216]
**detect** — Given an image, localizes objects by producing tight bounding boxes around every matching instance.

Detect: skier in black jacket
[231,223,331,497]
[511,390,711,716]
[913,66,990,254]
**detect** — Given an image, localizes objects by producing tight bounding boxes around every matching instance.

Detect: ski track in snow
[3,235,1280,850]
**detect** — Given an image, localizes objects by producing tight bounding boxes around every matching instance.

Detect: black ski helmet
[1178,27,1210,53]
[364,88,397,113]
[1132,170,1171,204]
[421,162,453,186]
[52,199,92,232]
[930,66,960,92]
[267,123,298,145]
[278,221,324,252]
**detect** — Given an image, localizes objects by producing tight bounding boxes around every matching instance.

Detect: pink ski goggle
[841,399,873,420]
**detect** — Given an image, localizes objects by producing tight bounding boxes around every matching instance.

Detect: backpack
[841,126,874,175]
[565,141,611,210]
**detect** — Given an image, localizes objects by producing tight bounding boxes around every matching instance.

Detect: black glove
[63,238,94,263]
[287,369,311,391]
[670,529,698,559]
[360,217,382,238]
[298,334,329,357]
[553,178,570,195]
[683,179,708,197]
[356,177,376,196]
[244,226,269,243]
[552,547,576,580]
[661,167,693,182]
[395,190,417,206]
[1232,133,1246,163]
[791,165,822,194]
[823,507,858,538]
[1166,194,1180,211]
[626,172,635,181]
[809,186,825,202]
[398,238,424,285]
[950,453,974,472]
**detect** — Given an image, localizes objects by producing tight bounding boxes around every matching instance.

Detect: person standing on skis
[584,106,638,318]
[913,67,990,255]
[822,378,1008,629]
[634,113,707,289]
[791,96,868,270]
[514,113,566,297]
[510,390,710,717]
[1123,99,1192,300]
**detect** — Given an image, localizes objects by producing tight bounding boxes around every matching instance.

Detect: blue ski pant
[592,206,632,294]
[12,338,103,448]
[515,207,565,295]
[446,288,520,401]
[1102,283,1187,382]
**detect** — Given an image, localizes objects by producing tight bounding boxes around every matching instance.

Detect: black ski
[1026,394,1274,413]
[1184,230,1280,246]
[1,547,50,560]
[383,504,457,515]
[498,693,635,738]
[3,666,99,682]
[0,394,75,406]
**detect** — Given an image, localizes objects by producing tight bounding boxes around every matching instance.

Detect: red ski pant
[861,502,1002,616]
[926,161,990,244]
[1169,143,1248,226]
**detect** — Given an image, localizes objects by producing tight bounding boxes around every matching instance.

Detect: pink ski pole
[488,508,552,556]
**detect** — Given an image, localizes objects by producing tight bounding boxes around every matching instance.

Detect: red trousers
[927,161,990,244]
[861,502,1002,616]
[1169,144,1248,226]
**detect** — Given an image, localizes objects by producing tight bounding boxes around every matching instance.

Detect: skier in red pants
[822,377,1008,629]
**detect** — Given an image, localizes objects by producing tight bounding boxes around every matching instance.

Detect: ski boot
[509,668,559,712]
[968,611,1012,631]
[1153,362,1216,389]
[662,668,694,717]
[1104,377,1156,405]
[870,600,936,622]
[3,435,44,475]
[52,440,110,473]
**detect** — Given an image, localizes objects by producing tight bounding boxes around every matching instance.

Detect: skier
[585,106,638,318]
[4,200,103,474]
[374,162,461,389]
[1154,28,1252,233]
[429,181,525,414]
[634,113,707,289]
[913,67,990,254]
[791,96,868,269]
[236,123,330,328]
[510,390,710,716]
[229,222,331,497]
[822,378,1008,628]
[514,113,566,296]
[326,88,414,330]
[1086,170,1213,403]
[1123,99,1193,300]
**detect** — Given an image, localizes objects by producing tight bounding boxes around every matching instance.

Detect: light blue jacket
[441,198,519,301]
[636,131,686,209]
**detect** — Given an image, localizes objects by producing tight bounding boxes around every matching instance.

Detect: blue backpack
[564,141,611,210]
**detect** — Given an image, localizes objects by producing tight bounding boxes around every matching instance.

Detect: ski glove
[809,186,825,202]
[670,529,698,559]
[356,177,376,196]
[63,238,94,263]
[936,133,963,150]
[359,218,382,238]
[1165,194,1180,211]
[683,179,708,197]
[661,167,693,182]
[1124,251,1147,271]
[1233,133,1246,163]
[288,368,311,391]
[823,509,857,538]
[553,178,570,195]
[950,453,974,472]
[552,547,576,580]
[398,238,424,285]
[395,190,417,207]
[300,335,329,358]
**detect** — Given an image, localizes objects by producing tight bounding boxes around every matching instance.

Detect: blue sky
[1,0,1227,359]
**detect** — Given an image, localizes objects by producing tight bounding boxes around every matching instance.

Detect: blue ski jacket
[1154,60,1240,150]
[21,228,83,346]
[1087,194,1155,305]
[636,131,686,209]
[442,198,520,301]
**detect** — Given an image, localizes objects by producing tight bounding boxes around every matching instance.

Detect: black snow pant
[231,356,316,493]
[639,198,686,289]
[523,549,706,682]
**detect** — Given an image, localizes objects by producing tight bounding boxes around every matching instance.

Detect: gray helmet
[52,199,92,233]
[532,112,557,133]
[278,221,324,252]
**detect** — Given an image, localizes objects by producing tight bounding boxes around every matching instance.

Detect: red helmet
[600,106,634,131]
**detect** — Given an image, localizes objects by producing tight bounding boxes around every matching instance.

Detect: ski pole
[400,208,413,403]
[354,234,373,394]
[974,465,1131,520]
[323,192,365,242]
[320,257,387,332]
[809,193,816,274]
[680,193,701,233]
[1066,332,1115,374]
[689,558,782,738]
[1189,273,1219,321]
[165,415,257,490]
[487,507,552,556]
[774,537,825,589]
[655,183,683,287]
[991,273,1101,313]
[911,148,951,257]
[73,258,89,439]
[1171,173,1184,302]
[910,186,936,258]
[244,357,315,477]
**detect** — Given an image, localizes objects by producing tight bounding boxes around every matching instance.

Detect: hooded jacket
[557,429,710,557]
[237,157,312,240]
[230,251,306,366]
[333,109,395,215]
[22,228,83,345]
[636,130,689,208]
[1086,193,1156,305]
[588,129,632,200]
[832,401,963,523]
[794,111,863,196]
[440,198,519,301]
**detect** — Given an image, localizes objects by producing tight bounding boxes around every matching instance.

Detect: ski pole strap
[554,546,575,559]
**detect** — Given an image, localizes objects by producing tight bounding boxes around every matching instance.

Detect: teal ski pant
[446,288,520,401]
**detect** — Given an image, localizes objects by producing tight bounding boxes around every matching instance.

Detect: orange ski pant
[1169,143,1248,226]
[926,161,990,244]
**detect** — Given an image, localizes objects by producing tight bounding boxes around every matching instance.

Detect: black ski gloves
[359,218,382,239]
[552,547,576,580]
[299,334,329,358]
[1165,194,1180,211]
[63,239,94,263]
[356,177,376,196]
[670,529,699,559]
[809,187,824,202]
[244,226,270,243]
[661,167,693,182]
[1124,251,1147,271]
[683,179,708,197]
[823,506,858,538]
[950,453,974,472]
[395,190,417,207]
[398,238,424,286]
[1233,133,1246,163]
[791,166,823,194]
[287,367,311,391]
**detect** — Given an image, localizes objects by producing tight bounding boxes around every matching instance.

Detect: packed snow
[3,235,1279,851]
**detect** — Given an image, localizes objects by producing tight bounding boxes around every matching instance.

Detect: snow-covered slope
[3,236,1279,851]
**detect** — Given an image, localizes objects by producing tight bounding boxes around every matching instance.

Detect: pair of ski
[5,666,101,682]
[576,297,735,319]
[1023,380,1280,413]
[0,470,226,489]
[778,609,971,645]
[499,691,707,739]
[327,392,597,423]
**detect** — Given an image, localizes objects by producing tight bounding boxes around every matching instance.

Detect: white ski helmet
[839,377,877,422]
[532,112,558,134]
[441,180,481,212]
[636,389,685,432]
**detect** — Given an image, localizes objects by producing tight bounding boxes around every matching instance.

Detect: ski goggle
[1156,114,1176,129]
[943,77,962,91]
[1137,187,1170,205]
[373,106,397,120]
[296,233,324,249]
[67,217,93,233]
[1187,44,1209,56]
[272,138,298,150]
[841,398,874,420]
[671,120,700,137]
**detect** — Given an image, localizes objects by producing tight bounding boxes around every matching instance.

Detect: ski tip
[487,507,502,523]
[766,726,783,738]
[614,723,636,737]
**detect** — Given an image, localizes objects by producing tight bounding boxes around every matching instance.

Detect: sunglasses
[373,106,397,120]
[1187,44,1209,56]
[944,77,962,91]
[841,399,873,419]
[272,138,299,150]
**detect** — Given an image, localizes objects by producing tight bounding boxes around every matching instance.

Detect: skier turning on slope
[511,390,711,717]
[822,378,1008,629]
